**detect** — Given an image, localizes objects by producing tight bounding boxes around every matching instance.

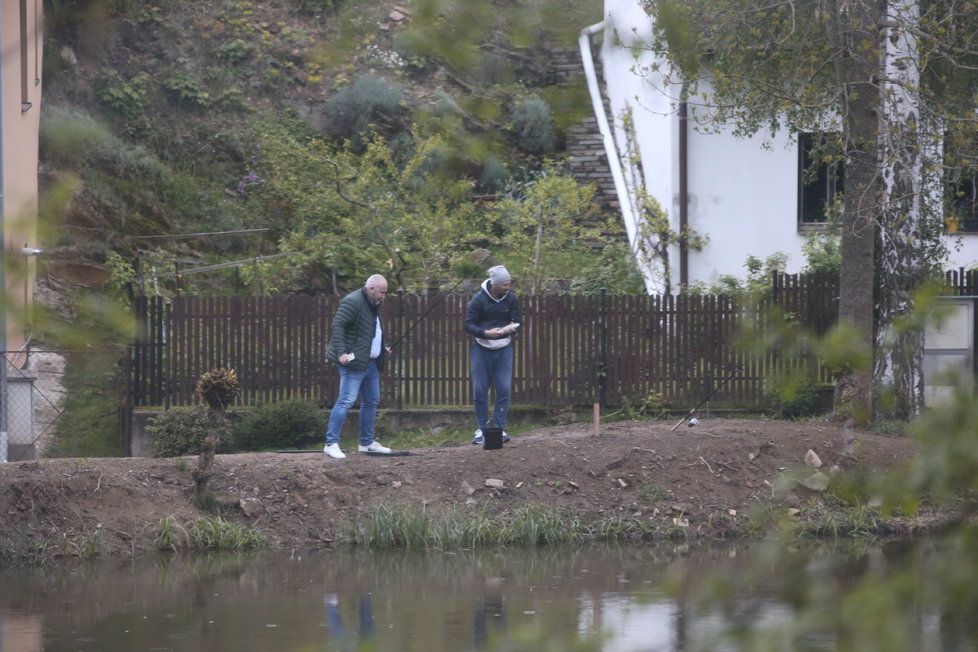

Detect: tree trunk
[875,0,931,419]
[192,408,226,507]
[830,0,883,427]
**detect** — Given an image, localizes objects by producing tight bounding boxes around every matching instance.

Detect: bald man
[323,274,394,459]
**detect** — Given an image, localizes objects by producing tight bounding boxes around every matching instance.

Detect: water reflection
[325,593,375,649]
[472,592,506,649]
[0,540,970,651]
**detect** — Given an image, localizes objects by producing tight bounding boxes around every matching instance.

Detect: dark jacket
[326,288,386,371]
[464,279,521,346]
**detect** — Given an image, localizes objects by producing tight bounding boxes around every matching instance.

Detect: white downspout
[579,21,657,295]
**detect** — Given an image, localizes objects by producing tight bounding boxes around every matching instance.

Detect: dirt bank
[0,418,927,558]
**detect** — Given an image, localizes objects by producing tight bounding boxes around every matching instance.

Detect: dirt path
[0,418,924,557]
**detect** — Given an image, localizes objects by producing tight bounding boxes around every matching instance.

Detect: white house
[584,0,978,294]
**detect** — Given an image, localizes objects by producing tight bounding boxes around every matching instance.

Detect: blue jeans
[325,360,380,446]
[470,344,513,431]
[325,594,375,640]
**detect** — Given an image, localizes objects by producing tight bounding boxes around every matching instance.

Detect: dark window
[798,132,844,225]
[949,175,978,232]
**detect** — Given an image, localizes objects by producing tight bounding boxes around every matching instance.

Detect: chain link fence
[1,350,66,461]
[1,349,128,462]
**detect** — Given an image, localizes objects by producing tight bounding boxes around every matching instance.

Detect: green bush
[431,89,462,117]
[325,75,404,146]
[802,232,842,275]
[392,31,433,74]
[472,52,514,85]
[148,405,231,457]
[216,39,253,63]
[162,69,211,107]
[96,70,152,133]
[232,399,325,451]
[477,155,510,193]
[511,98,555,155]
[763,370,824,419]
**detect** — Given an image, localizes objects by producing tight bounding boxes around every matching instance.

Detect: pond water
[0,540,973,651]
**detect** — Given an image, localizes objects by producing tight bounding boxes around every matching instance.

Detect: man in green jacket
[323,274,394,459]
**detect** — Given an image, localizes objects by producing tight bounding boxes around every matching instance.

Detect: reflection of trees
[4,540,968,650]
[0,545,697,650]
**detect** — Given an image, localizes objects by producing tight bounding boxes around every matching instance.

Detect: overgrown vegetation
[41,0,617,297]
[344,502,657,549]
[37,289,135,458]
[232,399,324,451]
[147,405,232,458]
[155,515,265,551]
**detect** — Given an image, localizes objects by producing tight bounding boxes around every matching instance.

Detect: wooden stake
[593,402,600,436]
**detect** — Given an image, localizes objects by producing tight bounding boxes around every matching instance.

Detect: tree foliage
[643,0,978,423]
[245,125,485,292]
[496,166,608,293]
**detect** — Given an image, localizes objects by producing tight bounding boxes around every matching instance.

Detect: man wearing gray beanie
[464,265,521,444]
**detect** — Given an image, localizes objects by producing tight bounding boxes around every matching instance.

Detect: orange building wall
[2,0,43,355]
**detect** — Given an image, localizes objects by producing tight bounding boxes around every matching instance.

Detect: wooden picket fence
[129,272,861,409]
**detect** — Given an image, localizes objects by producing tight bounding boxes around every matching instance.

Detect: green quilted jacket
[326,289,386,371]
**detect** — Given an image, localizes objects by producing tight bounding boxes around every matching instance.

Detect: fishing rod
[387,275,473,352]
[386,251,493,352]
[668,358,750,432]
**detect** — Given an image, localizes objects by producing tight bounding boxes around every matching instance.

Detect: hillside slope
[40,0,618,295]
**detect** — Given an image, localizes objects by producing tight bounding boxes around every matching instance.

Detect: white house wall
[602,0,680,292]
[685,101,808,284]
[600,0,978,291]
[949,235,978,270]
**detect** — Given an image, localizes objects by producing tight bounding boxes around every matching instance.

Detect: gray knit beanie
[488,265,512,285]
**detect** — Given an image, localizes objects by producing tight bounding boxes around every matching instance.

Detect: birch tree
[643,0,978,424]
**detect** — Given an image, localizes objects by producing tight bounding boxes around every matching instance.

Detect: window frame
[797,132,844,232]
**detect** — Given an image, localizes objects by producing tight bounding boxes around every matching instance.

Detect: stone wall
[550,46,620,214]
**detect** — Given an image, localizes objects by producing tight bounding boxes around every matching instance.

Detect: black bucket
[483,427,504,450]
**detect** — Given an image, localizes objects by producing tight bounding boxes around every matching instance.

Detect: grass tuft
[347,502,632,550]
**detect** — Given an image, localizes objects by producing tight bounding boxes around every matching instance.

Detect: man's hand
[339,353,355,365]
[485,326,514,338]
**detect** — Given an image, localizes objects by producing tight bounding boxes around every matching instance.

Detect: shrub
[216,39,253,63]
[472,52,514,85]
[477,155,509,194]
[511,98,555,155]
[232,399,325,451]
[96,70,152,133]
[392,31,432,73]
[162,69,211,108]
[802,232,842,275]
[325,75,404,146]
[431,89,461,117]
[763,370,823,419]
[148,405,231,457]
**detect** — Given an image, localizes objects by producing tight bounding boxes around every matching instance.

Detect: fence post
[121,346,133,456]
[396,289,404,411]
[599,287,608,407]
[163,298,172,410]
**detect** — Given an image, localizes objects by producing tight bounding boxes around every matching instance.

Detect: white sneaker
[359,441,392,454]
[324,443,346,459]
[472,429,484,445]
